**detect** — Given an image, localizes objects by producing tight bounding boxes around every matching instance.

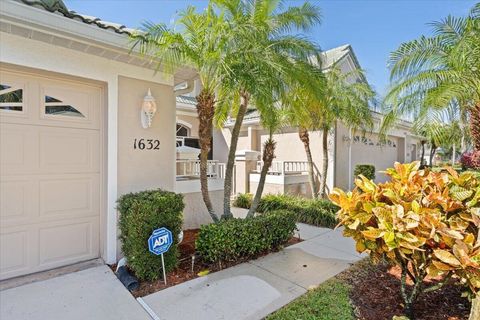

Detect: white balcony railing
[176,160,225,180]
[255,161,309,175]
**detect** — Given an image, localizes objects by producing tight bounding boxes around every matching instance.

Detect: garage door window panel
[45,95,85,118]
[0,84,23,112]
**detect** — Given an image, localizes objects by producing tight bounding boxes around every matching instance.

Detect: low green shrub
[353,164,376,180]
[232,193,252,209]
[118,189,184,281]
[196,210,296,263]
[257,194,338,228]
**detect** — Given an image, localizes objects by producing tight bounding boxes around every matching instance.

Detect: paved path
[0,266,151,320]
[141,223,363,320]
[0,223,362,320]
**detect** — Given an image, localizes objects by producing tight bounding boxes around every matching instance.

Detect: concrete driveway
[0,265,150,320]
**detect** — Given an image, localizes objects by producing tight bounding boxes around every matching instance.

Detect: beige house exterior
[0,0,422,281]
[0,0,201,280]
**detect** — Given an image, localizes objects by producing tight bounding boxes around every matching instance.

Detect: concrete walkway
[0,266,151,320]
[140,223,363,320]
[0,223,362,320]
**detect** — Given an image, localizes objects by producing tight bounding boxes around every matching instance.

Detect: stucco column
[234,150,260,194]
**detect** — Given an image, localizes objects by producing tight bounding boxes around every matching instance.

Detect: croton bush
[460,151,480,170]
[329,162,480,319]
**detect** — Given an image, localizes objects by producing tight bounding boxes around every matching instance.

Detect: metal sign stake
[161,253,167,286]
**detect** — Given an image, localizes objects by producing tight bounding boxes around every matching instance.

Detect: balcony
[176,159,225,180]
[255,161,310,175]
[251,161,320,197]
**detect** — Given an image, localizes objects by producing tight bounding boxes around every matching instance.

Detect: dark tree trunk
[429,142,437,167]
[298,127,317,199]
[223,91,249,219]
[470,102,480,151]
[196,89,218,222]
[319,127,329,198]
[247,138,276,217]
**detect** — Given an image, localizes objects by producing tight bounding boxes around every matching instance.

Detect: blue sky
[64,0,476,96]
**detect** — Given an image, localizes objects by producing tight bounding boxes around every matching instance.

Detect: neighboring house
[179,45,423,199]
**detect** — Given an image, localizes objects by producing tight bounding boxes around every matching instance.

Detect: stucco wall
[182,190,222,229]
[334,121,421,190]
[176,114,199,137]
[117,76,176,197]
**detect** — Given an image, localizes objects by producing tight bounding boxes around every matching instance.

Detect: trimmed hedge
[118,189,184,281]
[232,193,252,209]
[196,210,296,263]
[353,164,376,181]
[257,194,338,228]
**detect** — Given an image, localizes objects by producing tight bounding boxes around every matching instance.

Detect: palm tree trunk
[298,127,317,198]
[469,295,480,320]
[247,138,276,217]
[429,142,437,167]
[470,102,480,152]
[319,127,329,198]
[223,91,249,219]
[196,89,218,223]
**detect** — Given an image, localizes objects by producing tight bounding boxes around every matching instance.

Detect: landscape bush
[232,193,252,209]
[196,210,296,263]
[329,162,480,319]
[257,194,338,228]
[460,151,480,170]
[118,189,184,281]
[354,164,376,180]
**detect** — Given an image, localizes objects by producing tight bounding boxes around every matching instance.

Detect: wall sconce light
[141,88,157,129]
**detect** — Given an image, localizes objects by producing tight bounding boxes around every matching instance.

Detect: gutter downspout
[174,80,195,96]
[348,128,353,190]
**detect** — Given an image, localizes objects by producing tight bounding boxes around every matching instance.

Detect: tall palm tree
[382,3,480,152]
[247,99,282,218]
[316,66,375,197]
[283,72,326,198]
[212,0,322,218]
[131,4,233,222]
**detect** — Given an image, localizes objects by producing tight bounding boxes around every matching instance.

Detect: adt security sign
[148,227,173,255]
[148,227,173,285]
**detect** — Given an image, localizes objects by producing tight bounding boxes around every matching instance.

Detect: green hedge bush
[118,189,184,281]
[232,193,252,209]
[257,194,338,228]
[196,210,296,263]
[353,164,375,181]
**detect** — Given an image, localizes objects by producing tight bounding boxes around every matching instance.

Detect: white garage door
[0,68,102,280]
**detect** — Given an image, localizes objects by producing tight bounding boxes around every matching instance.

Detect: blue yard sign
[148,227,173,285]
[148,227,173,255]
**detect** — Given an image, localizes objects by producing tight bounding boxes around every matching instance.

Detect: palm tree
[283,72,326,198]
[212,0,322,218]
[247,99,282,217]
[131,4,233,222]
[382,3,480,152]
[316,66,375,197]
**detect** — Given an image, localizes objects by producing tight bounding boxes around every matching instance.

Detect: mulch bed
[337,259,471,320]
[119,229,302,298]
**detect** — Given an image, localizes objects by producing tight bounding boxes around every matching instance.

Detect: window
[45,95,84,117]
[176,124,190,137]
[0,84,23,111]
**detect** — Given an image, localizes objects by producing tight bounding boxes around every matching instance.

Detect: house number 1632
[134,138,160,150]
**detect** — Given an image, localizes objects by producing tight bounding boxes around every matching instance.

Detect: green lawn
[266,278,355,320]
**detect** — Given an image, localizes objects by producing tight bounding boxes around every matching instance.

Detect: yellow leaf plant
[330,162,480,319]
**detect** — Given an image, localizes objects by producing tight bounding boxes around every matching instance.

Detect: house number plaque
[133,138,160,150]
